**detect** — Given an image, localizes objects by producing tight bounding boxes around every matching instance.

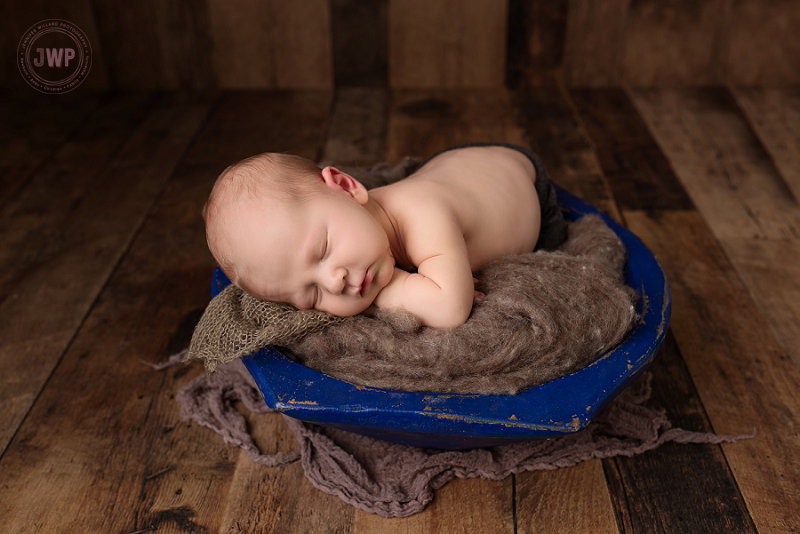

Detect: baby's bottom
[424,142,568,251]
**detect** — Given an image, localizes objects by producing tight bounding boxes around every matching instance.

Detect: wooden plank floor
[0,86,798,533]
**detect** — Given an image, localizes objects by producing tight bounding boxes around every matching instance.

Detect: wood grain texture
[506,0,568,88]
[153,0,217,89]
[331,0,388,87]
[636,86,800,384]
[568,88,694,211]
[0,93,185,454]
[630,87,800,241]
[221,459,355,534]
[621,0,731,86]
[517,462,619,534]
[0,93,155,302]
[0,93,222,532]
[89,0,216,89]
[725,87,800,366]
[573,90,800,532]
[87,0,164,88]
[207,0,333,89]
[387,89,527,162]
[0,95,236,533]
[733,87,800,202]
[573,90,788,532]
[320,87,389,167]
[604,335,756,534]
[389,0,507,88]
[725,0,800,85]
[355,477,513,534]
[632,84,800,378]
[722,239,800,369]
[0,90,102,205]
[625,209,800,534]
[562,0,630,86]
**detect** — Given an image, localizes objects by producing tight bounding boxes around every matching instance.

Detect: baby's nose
[324,267,348,295]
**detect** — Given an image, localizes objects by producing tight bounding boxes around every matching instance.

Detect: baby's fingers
[472,277,484,300]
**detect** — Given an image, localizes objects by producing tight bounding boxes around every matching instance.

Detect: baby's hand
[372,267,411,310]
[373,269,483,323]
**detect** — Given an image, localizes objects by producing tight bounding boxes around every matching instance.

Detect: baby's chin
[322,296,376,317]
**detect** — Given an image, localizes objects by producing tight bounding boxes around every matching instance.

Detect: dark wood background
[3,0,799,90]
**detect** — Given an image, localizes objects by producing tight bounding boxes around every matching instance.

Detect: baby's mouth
[360,270,372,296]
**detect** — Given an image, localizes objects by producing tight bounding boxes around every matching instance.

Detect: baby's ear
[320,166,368,204]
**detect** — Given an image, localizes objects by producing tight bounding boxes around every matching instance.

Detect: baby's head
[203,152,395,316]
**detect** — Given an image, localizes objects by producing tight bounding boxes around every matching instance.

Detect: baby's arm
[373,219,475,327]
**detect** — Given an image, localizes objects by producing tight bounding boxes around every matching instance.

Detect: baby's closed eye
[319,231,329,262]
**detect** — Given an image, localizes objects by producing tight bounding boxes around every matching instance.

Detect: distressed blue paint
[210,186,671,449]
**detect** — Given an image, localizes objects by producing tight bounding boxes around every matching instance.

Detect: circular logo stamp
[18,19,92,94]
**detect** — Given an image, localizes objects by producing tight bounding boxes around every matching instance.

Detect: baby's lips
[360,269,372,295]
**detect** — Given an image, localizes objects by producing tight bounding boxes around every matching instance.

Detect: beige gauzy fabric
[186,289,345,373]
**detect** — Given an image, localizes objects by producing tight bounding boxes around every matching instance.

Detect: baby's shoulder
[378,178,455,226]
[394,195,467,264]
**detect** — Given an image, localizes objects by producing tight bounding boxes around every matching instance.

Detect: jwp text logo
[17,19,92,94]
[32,48,77,68]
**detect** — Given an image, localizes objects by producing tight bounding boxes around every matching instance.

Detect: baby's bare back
[377,146,541,271]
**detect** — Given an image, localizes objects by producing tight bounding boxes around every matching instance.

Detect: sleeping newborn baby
[203,143,567,328]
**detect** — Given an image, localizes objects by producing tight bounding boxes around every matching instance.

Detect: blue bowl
[210,186,670,449]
